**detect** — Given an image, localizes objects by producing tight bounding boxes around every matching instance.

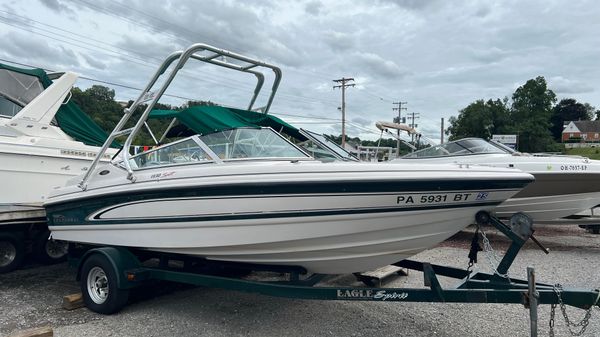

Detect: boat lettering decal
[560,164,588,171]
[336,289,408,301]
[336,289,374,299]
[150,171,176,179]
[52,214,80,224]
[397,193,471,204]
[60,149,112,160]
[476,192,489,200]
[373,291,409,301]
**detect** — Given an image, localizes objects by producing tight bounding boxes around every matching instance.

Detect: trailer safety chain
[476,224,511,279]
[549,284,600,337]
[467,227,482,272]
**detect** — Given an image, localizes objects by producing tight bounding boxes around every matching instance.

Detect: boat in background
[0,63,116,218]
[0,63,116,272]
[398,137,600,221]
[45,43,534,274]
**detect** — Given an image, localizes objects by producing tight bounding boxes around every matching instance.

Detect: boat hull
[52,206,497,274]
[46,163,531,274]
[398,154,600,221]
[495,191,600,220]
[0,139,113,205]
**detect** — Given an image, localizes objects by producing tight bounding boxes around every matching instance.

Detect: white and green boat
[44,43,534,274]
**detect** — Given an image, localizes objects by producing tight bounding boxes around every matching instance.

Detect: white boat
[399,137,600,221]
[44,43,534,274]
[0,63,116,272]
[0,63,115,219]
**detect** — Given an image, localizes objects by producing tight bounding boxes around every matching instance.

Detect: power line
[0,57,196,101]
[103,0,341,83]
[0,6,392,112]
[0,12,340,107]
[65,1,382,106]
[0,57,345,128]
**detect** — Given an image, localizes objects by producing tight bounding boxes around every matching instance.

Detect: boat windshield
[198,127,310,160]
[130,138,212,169]
[298,129,359,162]
[403,138,510,158]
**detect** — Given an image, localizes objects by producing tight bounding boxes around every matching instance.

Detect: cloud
[353,52,409,79]
[38,0,74,14]
[305,0,323,15]
[548,76,594,95]
[378,0,441,11]
[81,53,107,70]
[322,30,355,51]
[0,31,80,69]
[469,46,511,64]
[1,0,597,142]
[351,117,372,127]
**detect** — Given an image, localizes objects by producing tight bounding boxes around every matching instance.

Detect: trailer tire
[80,254,129,314]
[32,230,68,264]
[0,233,25,274]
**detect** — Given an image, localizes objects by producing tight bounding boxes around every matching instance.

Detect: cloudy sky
[1,0,599,142]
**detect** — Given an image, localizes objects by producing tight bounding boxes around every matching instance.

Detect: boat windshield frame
[402,138,510,159]
[126,127,311,170]
[298,128,359,162]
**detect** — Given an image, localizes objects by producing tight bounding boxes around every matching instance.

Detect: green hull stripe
[47,179,527,226]
[49,200,502,226]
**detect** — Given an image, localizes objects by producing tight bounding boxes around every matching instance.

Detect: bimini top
[403,138,513,159]
[0,62,112,147]
[149,105,304,141]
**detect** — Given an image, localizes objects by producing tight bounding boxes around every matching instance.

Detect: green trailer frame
[71,212,600,336]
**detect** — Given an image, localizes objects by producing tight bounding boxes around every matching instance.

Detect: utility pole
[333,77,355,148]
[407,112,421,143]
[392,101,407,157]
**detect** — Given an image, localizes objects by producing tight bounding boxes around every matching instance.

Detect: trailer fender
[76,247,142,289]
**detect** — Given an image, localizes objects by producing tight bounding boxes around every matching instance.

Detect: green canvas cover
[150,105,306,141]
[0,63,114,147]
[0,63,52,87]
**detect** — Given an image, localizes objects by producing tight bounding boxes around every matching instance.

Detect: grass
[565,147,600,159]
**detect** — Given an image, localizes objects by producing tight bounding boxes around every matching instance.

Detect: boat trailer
[72,212,599,336]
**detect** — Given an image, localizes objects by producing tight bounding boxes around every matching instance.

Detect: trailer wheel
[80,254,129,314]
[0,233,24,274]
[32,230,68,264]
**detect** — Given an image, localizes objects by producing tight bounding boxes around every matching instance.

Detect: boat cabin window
[0,68,45,118]
[403,138,509,158]
[0,96,22,118]
[199,128,310,160]
[130,138,211,169]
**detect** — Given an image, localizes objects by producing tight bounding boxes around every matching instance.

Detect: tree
[550,98,592,141]
[446,98,512,141]
[586,103,600,121]
[86,85,116,101]
[510,76,557,152]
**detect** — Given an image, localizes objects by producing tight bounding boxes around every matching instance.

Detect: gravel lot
[1,225,599,337]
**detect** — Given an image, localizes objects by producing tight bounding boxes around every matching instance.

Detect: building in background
[562,120,600,148]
